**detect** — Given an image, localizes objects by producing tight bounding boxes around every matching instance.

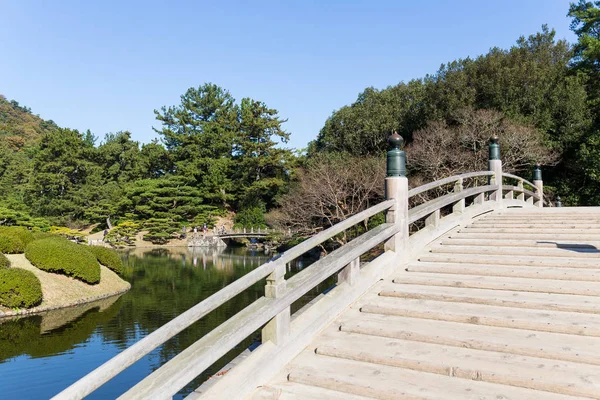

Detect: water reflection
[0,246,322,399]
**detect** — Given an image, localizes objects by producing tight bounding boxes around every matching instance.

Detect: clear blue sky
[0,1,576,150]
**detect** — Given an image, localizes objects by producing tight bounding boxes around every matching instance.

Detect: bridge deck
[249,208,600,399]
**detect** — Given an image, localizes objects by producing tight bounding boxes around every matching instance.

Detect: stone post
[452,178,466,213]
[384,132,409,266]
[556,196,563,208]
[262,263,289,345]
[488,135,503,206]
[533,163,543,208]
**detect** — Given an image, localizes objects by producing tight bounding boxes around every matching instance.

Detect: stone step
[470,221,600,227]
[418,253,600,268]
[429,245,600,259]
[359,295,600,337]
[475,216,600,220]
[339,312,600,367]
[314,331,600,398]
[392,272,600,296]
[286,350,577,400]
[461,227,600,234]
[406,261,600,282]
[440,238,600,249]
[449,232,600,240]
[378,282,600,314]
[251,382,373,400]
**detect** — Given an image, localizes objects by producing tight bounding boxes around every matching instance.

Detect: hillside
[0,95,57,149]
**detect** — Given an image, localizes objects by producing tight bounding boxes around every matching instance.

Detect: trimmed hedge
[25,238,101,284]
[0,253,9,268]
[31,231,61,242]
[0,235,24,254]
[0,227,34,254]
[88,246,124,275]
[0,268,42,308]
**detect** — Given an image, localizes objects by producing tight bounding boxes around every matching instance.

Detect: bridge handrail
[119,223,401,398]
[409,184,497,224]
[502,184,541,201]
[502,173,537,191]
[53,198,395,400]
[408,171,494,198]
[56,133,548,399]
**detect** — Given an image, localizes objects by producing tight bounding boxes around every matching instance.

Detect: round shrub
[0,235,24,254]
[0,268,42,308]
[0,226,34,254]
[0,226,34,244]
[25,239,101,284]
[87,246,124,275]
[0,253,10,268]
[31,231,61,242]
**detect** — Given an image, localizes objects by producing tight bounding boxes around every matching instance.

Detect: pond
[0,246,326,399]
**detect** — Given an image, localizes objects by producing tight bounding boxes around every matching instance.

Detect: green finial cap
[533,163,542,182]
[387,131,406,177]
[489,135,500,160]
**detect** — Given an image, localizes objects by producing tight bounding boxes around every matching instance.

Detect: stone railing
[54,133,543,400]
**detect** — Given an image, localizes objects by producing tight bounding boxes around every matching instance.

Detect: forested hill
[0,84,295,244]
[0,95,58,148]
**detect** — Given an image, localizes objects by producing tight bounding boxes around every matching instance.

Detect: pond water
[0,246,325,399]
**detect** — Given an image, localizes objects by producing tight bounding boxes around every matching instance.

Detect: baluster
[452,178,465,213]
[262,263,290,345]
[517,181,525,201]
[338,257,360,286]
[425,209,440,229]
[474,192,485,205]
[526,195,534,204]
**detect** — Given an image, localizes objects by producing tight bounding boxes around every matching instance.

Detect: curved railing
[55,165,543,399]
[54,200,397,399]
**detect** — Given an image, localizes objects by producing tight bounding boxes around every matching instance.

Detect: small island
[0,227,130,317]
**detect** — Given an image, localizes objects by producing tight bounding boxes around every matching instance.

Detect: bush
[0,226,34,246]
[31,231,62,242]
[25,239,100,284]
[0,226,34,254]
[0,235,24,254]
[88,246,124,275]
[0,253,9,268]
[0,268,42,308]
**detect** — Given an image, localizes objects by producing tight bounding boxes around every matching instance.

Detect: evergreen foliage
[0,268,43,308]
[2,5,600,236]
[88,246,124,275]
[234,201,267,228]
[0,253,10,268]
[25,238,101,284]
[0,227,34,254]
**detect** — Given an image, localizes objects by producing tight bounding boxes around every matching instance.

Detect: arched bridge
[56,134,600,400]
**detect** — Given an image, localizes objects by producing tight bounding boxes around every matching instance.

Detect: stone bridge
[55,134,600,400]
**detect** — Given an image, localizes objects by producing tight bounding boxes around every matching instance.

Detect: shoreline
[0,254,131,318]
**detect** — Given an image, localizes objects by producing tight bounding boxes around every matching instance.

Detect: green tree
[26,128,99,223]
[234,98,293,208]
[154,83,238,206]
